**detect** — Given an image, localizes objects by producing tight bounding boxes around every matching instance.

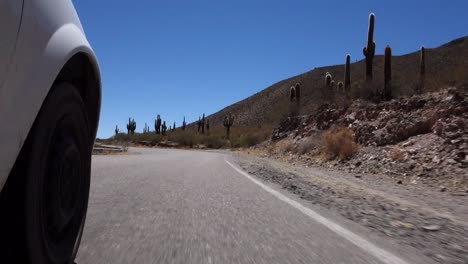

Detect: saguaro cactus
[363,13,376,81]
[419,46,426,93]
[162,121,167,135]
[289,86,296,101]
[201,114,206,134]
[338,81,344,91]
[127,118,136,135]
[131,118,136,135]
[383,45,392,100]
[115,125,119,136]
[127,118,131,135]
[182,116,187,130]
[173,122,176,132]
[330,80,335,89]
[155,115,162,134]
[206,119,210,134]
[223,113,234,139]
[197,116,202,132]
[294,83,301,101]
[325,72,332,87]
[289,86,296,102]
[289,83,301,116]
[295,83,301,106]
[345,54,351,90]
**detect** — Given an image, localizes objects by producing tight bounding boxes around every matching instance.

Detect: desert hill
[206,36,468,128]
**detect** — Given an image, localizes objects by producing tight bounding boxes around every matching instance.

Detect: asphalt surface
[76,148,434,264]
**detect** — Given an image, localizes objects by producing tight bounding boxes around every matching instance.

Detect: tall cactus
[131,118,136,135]
[419,46,426,93]
[206,119,210,135]
[345,54,351,90]
[173,122,176,132]
[223,113,234,139]
[155,114,162,134]
[162,121,167,135]
[127,117,131,135]
[115,125,119,136]
[127,117,136,135]
[383,45,392,100]
[338,81,344,91]
[197,116,202,133]
[201,114,206,134]
[325,72,332,87]
[182,116,187,131]
[363,13,376,81]
[289,86,296,102]
[295,83,301,106]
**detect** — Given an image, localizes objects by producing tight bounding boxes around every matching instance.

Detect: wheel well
[54,53,101,142]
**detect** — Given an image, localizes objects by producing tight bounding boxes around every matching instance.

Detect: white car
[0,0,101,263]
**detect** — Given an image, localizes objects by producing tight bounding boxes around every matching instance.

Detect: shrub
[202,136,228,149]
[389,148,405,162]
[322,127,358,160]
[297,137,316,155]
[169,131,199,148]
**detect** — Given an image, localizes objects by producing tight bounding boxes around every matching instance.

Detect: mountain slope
[207,36,468,128]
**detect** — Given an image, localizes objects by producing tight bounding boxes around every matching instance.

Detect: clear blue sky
[73,0,468,138]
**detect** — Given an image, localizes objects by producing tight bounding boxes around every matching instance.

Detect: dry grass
[297,137,317,155]
[322,127,358,160]
[389,148,406,162]
[105,125,272,150]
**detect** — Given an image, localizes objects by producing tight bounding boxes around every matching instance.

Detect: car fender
[0,0,101,191]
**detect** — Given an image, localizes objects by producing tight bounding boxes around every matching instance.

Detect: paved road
[76,148,433,264]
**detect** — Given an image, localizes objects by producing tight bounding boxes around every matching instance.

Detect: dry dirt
[234,153,468,264]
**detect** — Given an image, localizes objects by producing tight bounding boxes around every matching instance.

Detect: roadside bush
[297,137,316,155]
[169,131,199,148]
[322,127,358,160]
[202,136,228,149]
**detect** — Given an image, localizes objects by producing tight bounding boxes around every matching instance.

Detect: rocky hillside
[263,87,468,192]
[207,36,468,128]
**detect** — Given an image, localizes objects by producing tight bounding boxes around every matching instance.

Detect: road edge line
[225,159,408,264]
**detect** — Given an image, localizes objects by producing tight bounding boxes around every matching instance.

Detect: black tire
[0,83,91,264]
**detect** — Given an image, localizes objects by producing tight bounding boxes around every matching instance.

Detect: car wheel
[0,83,91,264]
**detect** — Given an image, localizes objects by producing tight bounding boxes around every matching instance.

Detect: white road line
[225,159,409,264]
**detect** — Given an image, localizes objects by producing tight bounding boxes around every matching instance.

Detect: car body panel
[0,0,101,191]
[0,0,24,90]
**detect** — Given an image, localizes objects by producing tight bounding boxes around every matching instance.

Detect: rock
[390,220,415,229]
[355,174,362,178]
[422,225,441,231]
[355,161,362,167]
[432,156,441,164]
[446,159,457,164]
[440,186,446,192]
[397,180,403,184]
[402,141,413,147]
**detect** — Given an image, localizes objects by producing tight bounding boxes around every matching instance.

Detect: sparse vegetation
[322,127,358,160]
[297,137,316,155]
